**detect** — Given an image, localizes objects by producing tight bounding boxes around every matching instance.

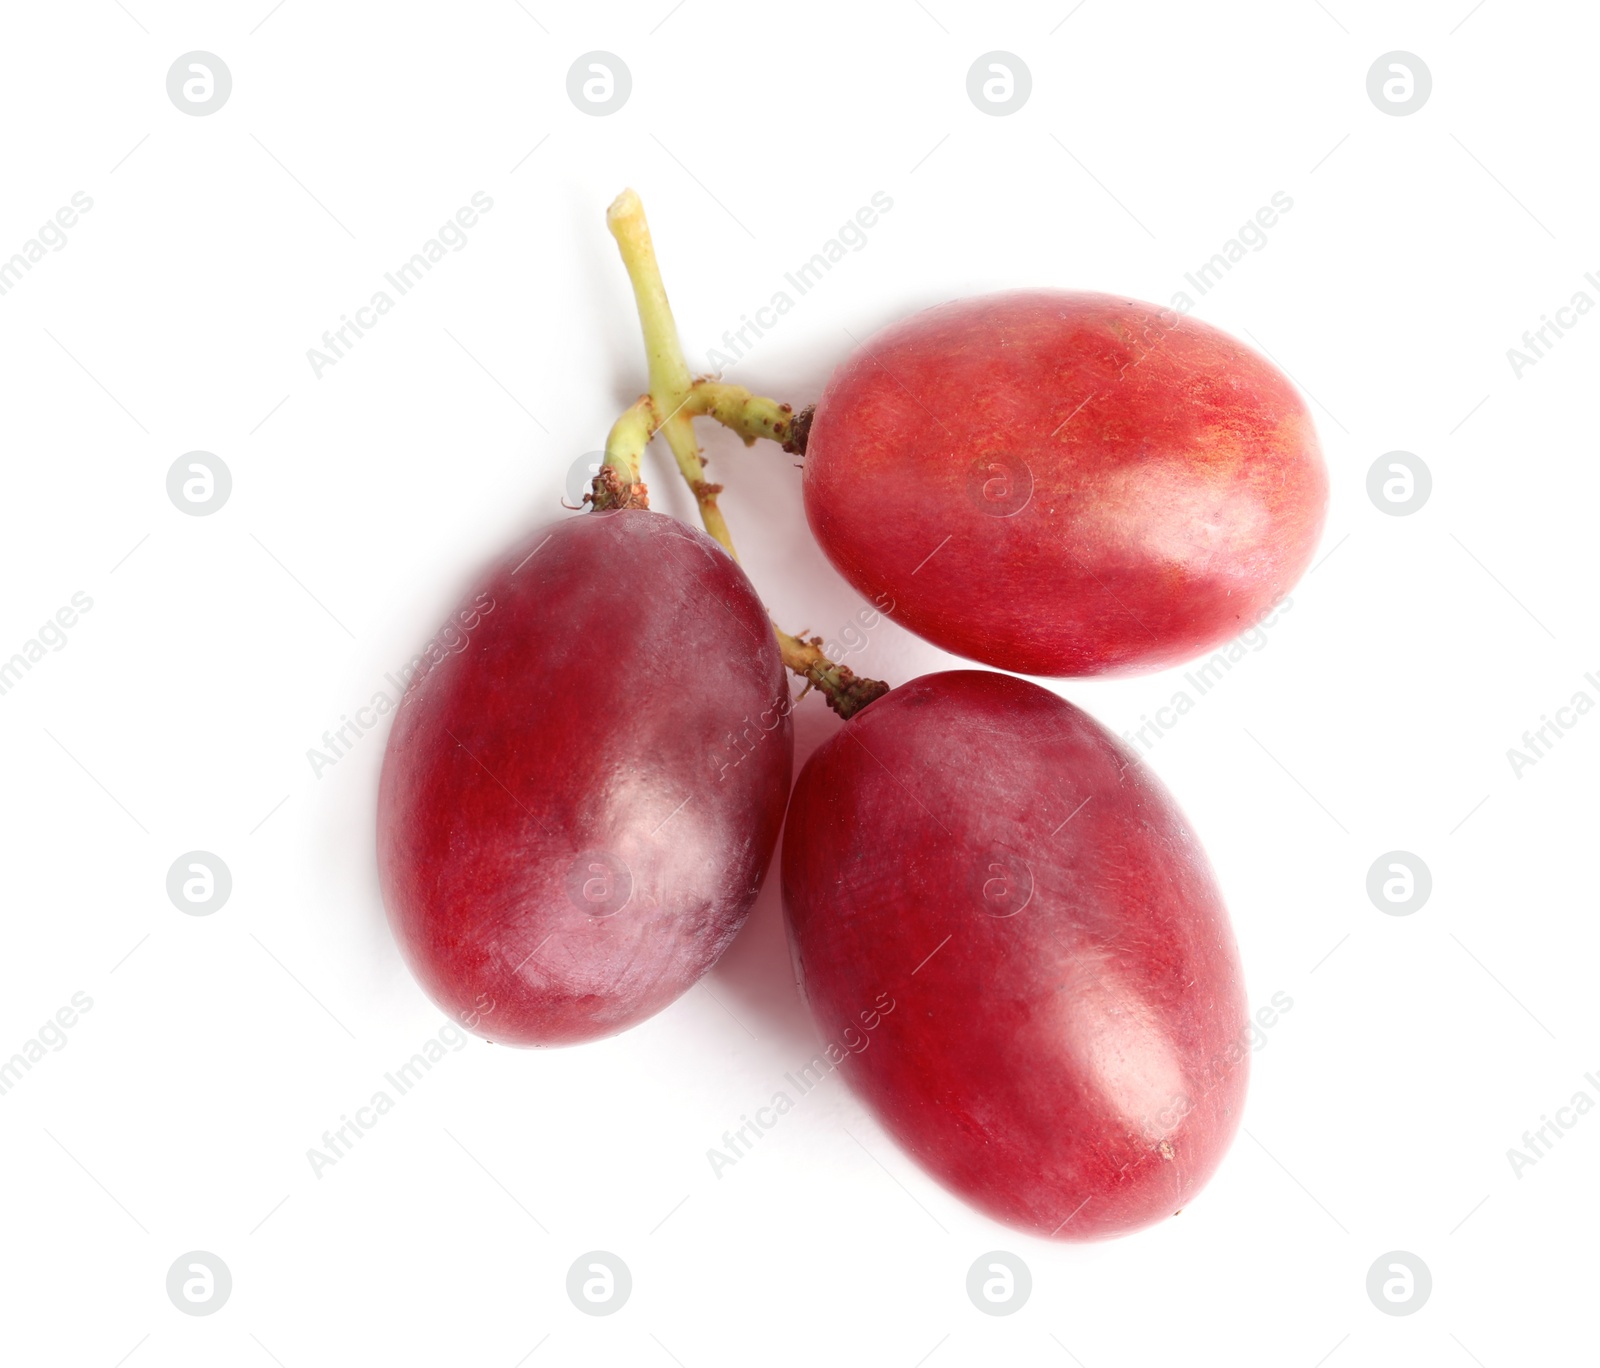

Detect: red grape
[782,670,1248,1239]
[803,291,1327,676]
[379,509,792,1046]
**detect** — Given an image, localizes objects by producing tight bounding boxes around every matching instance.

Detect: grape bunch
[377,190,1328,1240]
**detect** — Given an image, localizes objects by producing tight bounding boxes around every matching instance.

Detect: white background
[1,1,1595,1364]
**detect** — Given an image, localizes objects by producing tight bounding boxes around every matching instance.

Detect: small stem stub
[778,630,891,719]
[589,464,649,510]
[781,404,814,457]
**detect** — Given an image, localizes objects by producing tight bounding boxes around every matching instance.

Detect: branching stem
[600,189,888,718]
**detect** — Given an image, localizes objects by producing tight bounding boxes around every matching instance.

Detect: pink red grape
[803,291,1327,676]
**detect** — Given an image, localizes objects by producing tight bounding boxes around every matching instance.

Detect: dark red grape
[782,670,1248,1239]
[379,509,792,1046]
